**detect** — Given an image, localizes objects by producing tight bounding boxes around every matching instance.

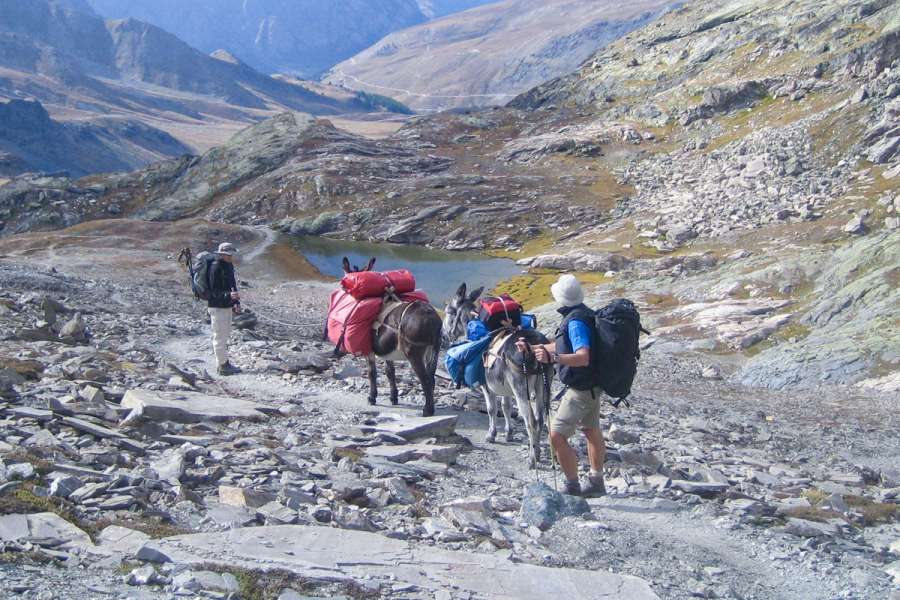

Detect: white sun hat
[217,242,238,256]
[550,274,584,307]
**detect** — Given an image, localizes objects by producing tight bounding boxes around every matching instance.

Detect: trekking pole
[541,364,558,492]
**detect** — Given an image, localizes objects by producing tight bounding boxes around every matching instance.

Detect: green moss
[200,565,373,600]
[353,91,414,115]
[493,270,611,308]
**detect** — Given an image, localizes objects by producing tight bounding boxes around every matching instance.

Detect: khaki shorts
[551,387,602,438]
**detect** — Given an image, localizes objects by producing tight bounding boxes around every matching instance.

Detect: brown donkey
[341,257,443,417]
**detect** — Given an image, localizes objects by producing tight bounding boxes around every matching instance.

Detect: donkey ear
[365,257,376,272]
[468,286,484,302]
[342,257,351,273]
[455,283,467,299]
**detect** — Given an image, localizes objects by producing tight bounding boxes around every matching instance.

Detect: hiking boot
[217,361,241,376]
[563,479,581,496]
[580,474,607,498]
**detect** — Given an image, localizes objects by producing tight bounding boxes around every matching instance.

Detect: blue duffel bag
[467,319,489,341]
[445,335,490,389]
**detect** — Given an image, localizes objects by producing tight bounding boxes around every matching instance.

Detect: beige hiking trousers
[209,307,233,367]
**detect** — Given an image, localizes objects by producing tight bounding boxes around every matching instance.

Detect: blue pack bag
[467,319,489,341]
[521,314,537,330]
[445,336,490,389]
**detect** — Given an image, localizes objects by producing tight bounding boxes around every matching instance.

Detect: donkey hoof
[368,397,377,406]
[485,431,497,444]
[390,395,399,406]
[504,430,515,443]
[422,407,435,417]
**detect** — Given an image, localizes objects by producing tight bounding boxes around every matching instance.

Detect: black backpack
[588,299,649,405]
[191,252,216,300]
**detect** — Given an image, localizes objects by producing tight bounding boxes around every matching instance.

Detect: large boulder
[519,482,590,531]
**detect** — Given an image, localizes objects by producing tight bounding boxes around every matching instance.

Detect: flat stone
[97,525,151,555]
[121,390,268,424]
[671,480,729,497]
[60,415,124,439]
[7,406,54,421]
[204,501,258,528]
[362,414,458,440]
[98,495,136,510]
[365,443,461,465]
[1,512,93,548]
[139,525,658,599]
[783,518,841,538]
[257,501,299,525]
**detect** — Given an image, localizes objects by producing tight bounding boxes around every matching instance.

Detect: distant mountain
[416,1,499,18]
[0,99,189,177]
[325,0,676,111]
[86,0,495,77]
[0,0,410,176]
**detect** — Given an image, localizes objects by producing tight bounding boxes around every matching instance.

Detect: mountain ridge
[325,0,676,111]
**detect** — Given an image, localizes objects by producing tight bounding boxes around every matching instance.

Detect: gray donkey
[443,283,553,467]
[341,257,443,417]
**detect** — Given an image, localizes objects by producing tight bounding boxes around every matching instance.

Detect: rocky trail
[0,238,897,600]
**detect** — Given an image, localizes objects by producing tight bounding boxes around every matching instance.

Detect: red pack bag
[400,289,429,304]
[340,270,416,300]
[326,290,383,356]
[478,294,522,330]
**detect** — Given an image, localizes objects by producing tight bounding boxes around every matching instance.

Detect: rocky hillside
[87,0,496,78]
[0,99,189,177]
[325,0,675,111]
[0,0,409,177]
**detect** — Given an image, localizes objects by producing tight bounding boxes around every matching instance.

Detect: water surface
[285,235,522,303]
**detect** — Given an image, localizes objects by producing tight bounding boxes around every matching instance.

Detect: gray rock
[519,482,590,531]
[607,424,640,445]
[667,224,697,245]
[59,312,87,341]
[121,390,269,423]
[670,480,728,497]
[97,525,151,555]
[139,525,658,599]
[219,485,276,508]
[843,215,867,235]
[173,570,239,593]
[868,136,900,163]
[783,518,841,538]
[49,475,83,498]
[0,512,92,548]
[125,565,169,586]
[362,414,458,440]
[257,501,299,525]
[7,462,35,480]
[151,449,186,485]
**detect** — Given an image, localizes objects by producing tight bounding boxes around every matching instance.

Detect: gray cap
[217,242,238,256]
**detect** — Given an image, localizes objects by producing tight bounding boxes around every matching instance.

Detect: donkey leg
[511,379,541,467]
[366,355,378,406]
[501,396,514,442]
[409,353,436,417]
[385,360,399,405]
[481,387,497,443]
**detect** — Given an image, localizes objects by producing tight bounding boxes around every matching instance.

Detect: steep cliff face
[324,0,675,111]
[88,0,436,77]
[0,99,190,177]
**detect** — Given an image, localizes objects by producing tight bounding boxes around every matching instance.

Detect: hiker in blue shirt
[515,274,606,497]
